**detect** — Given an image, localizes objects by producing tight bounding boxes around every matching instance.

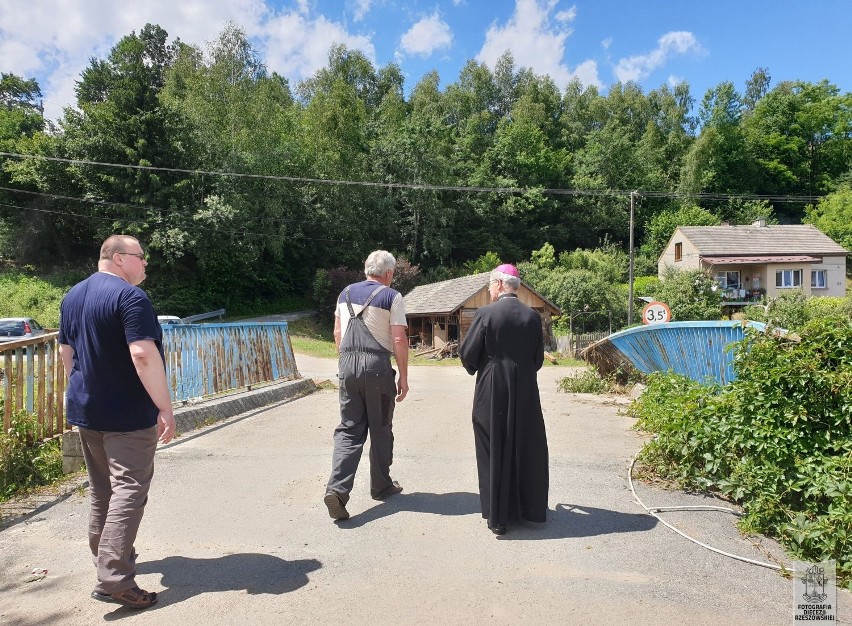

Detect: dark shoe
[372,481,403,501]
[91,586,157,609]
[488,522,507,536]
[324,492,350,520]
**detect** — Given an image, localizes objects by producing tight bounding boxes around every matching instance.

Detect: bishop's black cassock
[459,293,549,528]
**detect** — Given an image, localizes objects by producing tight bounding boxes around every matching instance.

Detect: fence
[1,333,66,438]
[1,322,299,435]
[555,331,610,358]
[162,322,297,403]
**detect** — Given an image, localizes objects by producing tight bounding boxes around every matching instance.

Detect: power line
[0,202,361,245]
[0,186,336,229]
[0,151,824,203]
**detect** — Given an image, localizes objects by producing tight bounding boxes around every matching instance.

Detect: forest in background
[1,23,850,319]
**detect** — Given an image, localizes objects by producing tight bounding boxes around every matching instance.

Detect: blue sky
[2,0,850,122]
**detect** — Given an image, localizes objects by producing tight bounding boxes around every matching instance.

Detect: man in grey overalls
[324,251,409,520]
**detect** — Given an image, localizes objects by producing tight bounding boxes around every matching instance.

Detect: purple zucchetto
[494,263,519,277]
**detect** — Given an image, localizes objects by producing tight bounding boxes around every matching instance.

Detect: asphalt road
[0,355,848,625]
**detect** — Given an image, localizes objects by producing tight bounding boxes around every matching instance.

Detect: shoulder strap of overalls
[345,285,387,319]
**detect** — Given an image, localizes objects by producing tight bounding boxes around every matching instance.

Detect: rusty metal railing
[2,323,299,432]
[1,332,67,437]
[161,322,298,403]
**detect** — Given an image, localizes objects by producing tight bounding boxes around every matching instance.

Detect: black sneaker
[372,481,403,501]
[324,492,350,520]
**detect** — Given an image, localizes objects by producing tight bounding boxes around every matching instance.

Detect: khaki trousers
[78,426,158,594]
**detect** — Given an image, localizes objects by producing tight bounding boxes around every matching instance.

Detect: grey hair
[364,250,396,278]
[489,269,520,291]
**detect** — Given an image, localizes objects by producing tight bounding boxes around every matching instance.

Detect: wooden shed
[403,273,561,350]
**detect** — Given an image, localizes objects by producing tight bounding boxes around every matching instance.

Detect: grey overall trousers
[326,285,398,502]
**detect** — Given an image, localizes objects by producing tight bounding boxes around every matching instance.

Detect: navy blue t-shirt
[59,272,164,431]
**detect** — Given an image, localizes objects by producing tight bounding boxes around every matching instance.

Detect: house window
[775,269,802,288]
[715,271,741,290]
[674,242,682,262]
[811,270,828,289]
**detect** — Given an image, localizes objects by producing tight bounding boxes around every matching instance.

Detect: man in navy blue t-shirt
[59,234,174,610]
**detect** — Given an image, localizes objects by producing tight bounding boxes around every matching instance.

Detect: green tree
[743,80,852,215]
[804,185,852,251]
[462,251,501,275]
[680,81,753,195]
[641,204,721,260]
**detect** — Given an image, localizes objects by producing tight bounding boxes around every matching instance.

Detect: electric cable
[628,450,786,571]
[0,151,823,203]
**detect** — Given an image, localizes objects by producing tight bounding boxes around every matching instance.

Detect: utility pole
[627,191,636,326]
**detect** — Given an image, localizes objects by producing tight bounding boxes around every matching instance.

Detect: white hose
[628,451,785,571]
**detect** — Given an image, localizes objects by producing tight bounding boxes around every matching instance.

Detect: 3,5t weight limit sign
[641,301,671,325]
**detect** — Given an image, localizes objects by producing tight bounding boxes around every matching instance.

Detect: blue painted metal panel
[603,321,768,385]
[161,322,298,403]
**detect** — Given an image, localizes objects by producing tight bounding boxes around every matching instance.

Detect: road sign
[641,301,671,325]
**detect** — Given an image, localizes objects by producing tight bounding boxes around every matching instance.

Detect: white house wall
[658,233,701,278]
[810,255,847,298]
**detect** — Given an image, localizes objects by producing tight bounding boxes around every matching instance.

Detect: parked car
[157,315,186,325]
[0,317,47,343]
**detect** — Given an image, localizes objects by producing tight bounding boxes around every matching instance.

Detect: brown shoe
[372,480,403,501]
[92,586,158,609]
[324,492,350,520]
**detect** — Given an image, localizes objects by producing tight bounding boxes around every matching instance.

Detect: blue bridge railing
[161,322,298,403]
[583,320,782,386]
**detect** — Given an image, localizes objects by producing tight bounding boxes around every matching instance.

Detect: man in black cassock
[459,264,549,536]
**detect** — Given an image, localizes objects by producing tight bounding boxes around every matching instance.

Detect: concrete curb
[0,377,318,531]
[173,378,317,434]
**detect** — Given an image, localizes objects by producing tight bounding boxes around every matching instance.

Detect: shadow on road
[496,503,658,541]
[103,554,321,618]
[336,493,657,541]
[337,491,481,528]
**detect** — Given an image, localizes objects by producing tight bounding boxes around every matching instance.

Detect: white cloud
[0,0,380,122]
[475,0,600,90]
[352,0,372,22]
[601,37,612,51]
[0,0,270,121]
[614,31,703,83]
[555,6,577,23]
[667,74,684,88]
[399,13,453,58]
[262,10,376,80]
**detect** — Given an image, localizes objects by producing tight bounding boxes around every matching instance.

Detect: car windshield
[0,321,24,336]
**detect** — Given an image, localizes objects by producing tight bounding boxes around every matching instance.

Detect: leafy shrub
[0,272,70,327]
[0,411,64,501]
[558,366,643,394]
[743,293,852,332]
[558,368,609,393]
[627,318,852,584]
[632,275,661,297]
[654,267,722,321]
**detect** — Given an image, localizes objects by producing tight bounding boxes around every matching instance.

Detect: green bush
[627,318,852,585]
[558,366,643,394]
[654,267,722,321]
[742,293,852,332]
[632,275,661,296]
[558,368,610,393]
[0,272,70,327]
[0,411,64,501]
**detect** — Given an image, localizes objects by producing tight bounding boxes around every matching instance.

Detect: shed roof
[404,273,490,315]
[702,255,823,265]
[675,225,848,256]
[403,273,560,316]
